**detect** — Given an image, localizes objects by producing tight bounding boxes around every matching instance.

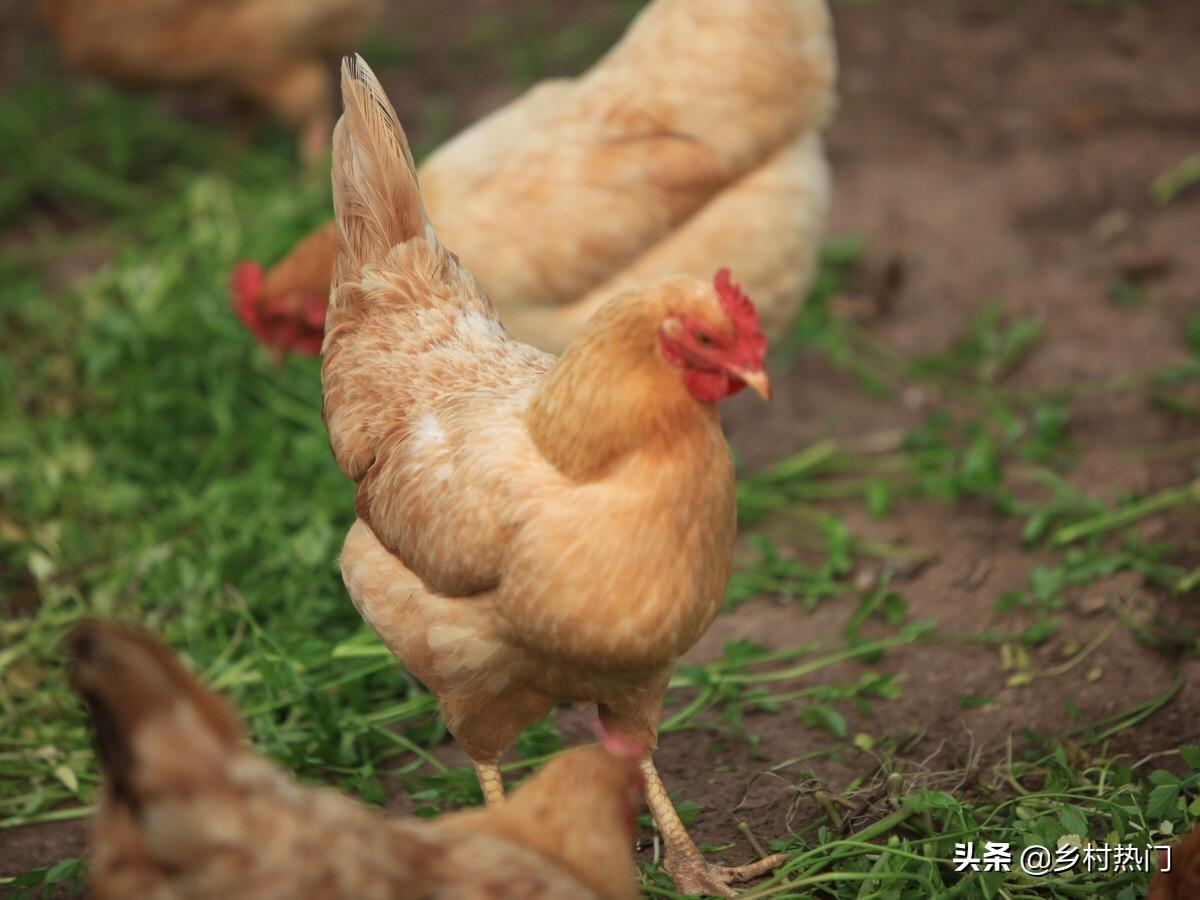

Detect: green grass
[1152,151,1200,206]
[2,63,1199,900]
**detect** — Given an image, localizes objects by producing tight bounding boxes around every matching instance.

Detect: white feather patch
[412,413,446,447]
[456,310,504,340]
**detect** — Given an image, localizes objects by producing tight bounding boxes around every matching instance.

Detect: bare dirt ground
[3,0,1200,887]
[709,0,1200,862]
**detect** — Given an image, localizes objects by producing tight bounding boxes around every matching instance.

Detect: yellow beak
[734,368,772,401]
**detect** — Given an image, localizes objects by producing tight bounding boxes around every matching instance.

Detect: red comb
[229,261,325,357]
[231,260,264,307]
[714,268,767,365]
[714,268,759,330]
[231,260,267,339]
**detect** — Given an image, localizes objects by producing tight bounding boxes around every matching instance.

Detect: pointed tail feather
[332,54,432,284]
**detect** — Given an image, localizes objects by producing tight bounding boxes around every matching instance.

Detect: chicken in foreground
[234,0,835,355]
[1150,824,1200,900]
[39,0,381,163]
[325,54,779,897]
[68,618,644,900]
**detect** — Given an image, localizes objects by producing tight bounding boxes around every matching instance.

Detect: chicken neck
[525,299,718,481]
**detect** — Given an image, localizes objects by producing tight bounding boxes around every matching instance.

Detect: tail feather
[66,619,241,808]
[332,54,431,282]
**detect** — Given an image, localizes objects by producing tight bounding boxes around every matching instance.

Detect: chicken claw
[667,855,791,898]
[640,758,788,897]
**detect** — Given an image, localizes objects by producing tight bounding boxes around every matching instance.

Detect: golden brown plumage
[421,0,835,350]
[325,54,779,896]
[38,0,380,162]
[235,0,835,355]
[68,618,644,900]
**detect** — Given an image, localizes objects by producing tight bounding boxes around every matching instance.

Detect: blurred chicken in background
[231,224,335,359]
[234,0,836,355]
[68,618,645,900]
[38,0,381,164]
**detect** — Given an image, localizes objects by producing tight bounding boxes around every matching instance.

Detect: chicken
[1150,824,1200,900]
[233,0,835,355]
[38,0,380,163]
[325,55,778,897]
[67,618,645,900]
[232,223,337,358]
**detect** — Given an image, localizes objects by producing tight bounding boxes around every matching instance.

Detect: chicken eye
[694,332,716,348]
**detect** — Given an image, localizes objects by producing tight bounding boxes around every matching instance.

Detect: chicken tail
[331,53,432,282]
[66,619,242,810]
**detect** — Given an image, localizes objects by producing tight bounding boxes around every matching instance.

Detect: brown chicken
[68,618,645,900]
[232,223,336,357]
[1150,824,1200,899]
[234,0,836,355]
[39,0,380,163]
[325,55,777,896]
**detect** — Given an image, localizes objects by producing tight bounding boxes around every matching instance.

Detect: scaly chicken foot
[640,757,787,897]
[473,761,506,807]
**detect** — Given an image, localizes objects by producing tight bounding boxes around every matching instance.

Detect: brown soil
[4,0,1200,888]
[710,0,1200,865]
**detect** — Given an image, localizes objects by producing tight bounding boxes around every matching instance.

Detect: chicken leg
[641,758,788,898]
[473,761,506,807]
